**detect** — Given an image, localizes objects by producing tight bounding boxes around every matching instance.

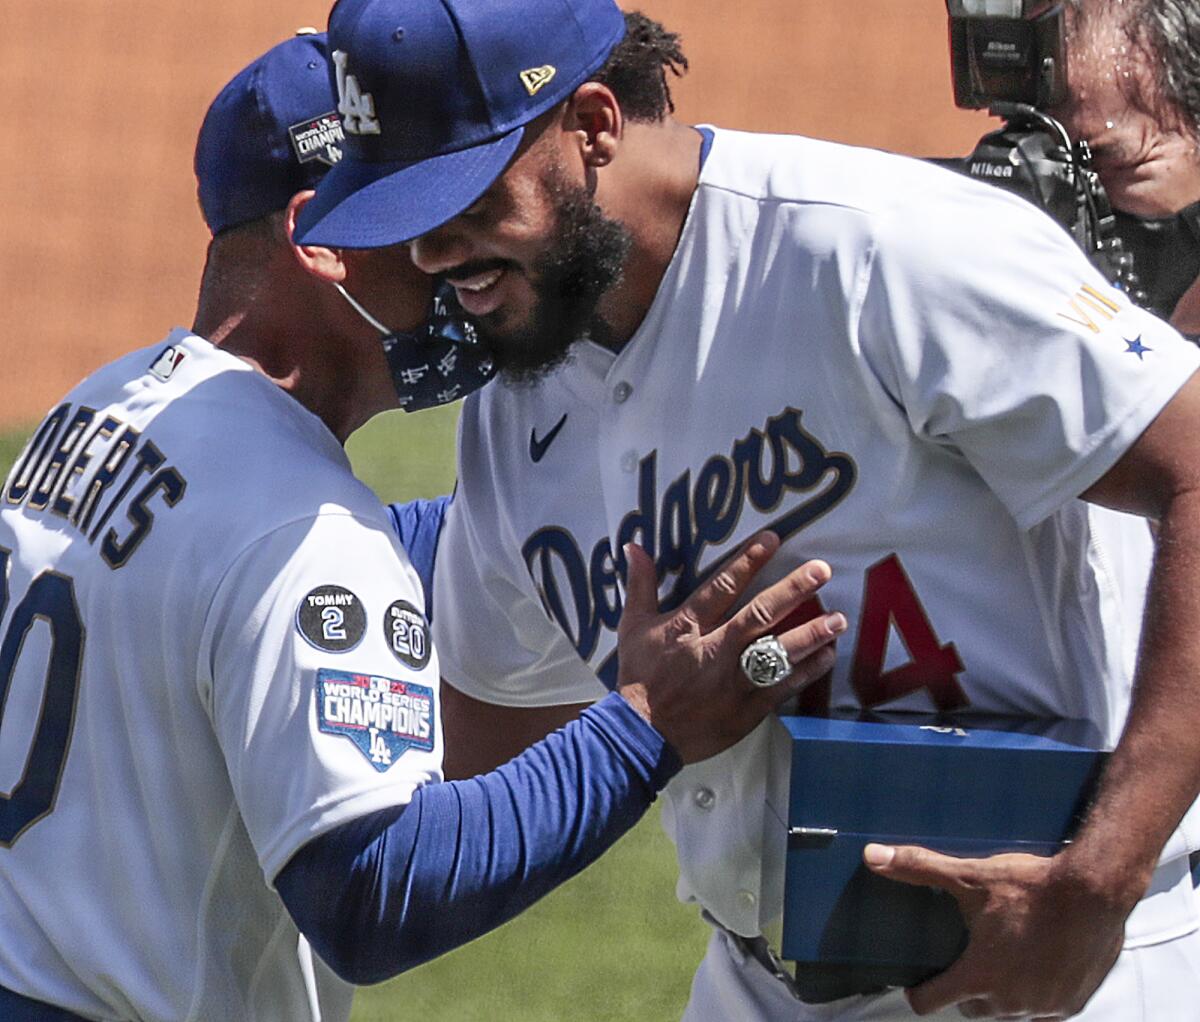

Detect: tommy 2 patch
[317,668,434,771]
[297,585,366,653]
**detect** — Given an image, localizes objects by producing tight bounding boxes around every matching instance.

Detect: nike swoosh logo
[529,413,568,463]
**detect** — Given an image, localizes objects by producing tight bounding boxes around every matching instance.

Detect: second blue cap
[294,0,627,249]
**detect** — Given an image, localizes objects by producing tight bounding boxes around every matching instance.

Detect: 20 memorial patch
[384,599,431,669]
[317,668,434,771]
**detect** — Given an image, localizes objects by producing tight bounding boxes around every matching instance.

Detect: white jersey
[433,128,1200,939]
[0,331,441,1021]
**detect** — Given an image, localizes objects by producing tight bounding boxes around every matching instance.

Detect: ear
[285,190,348,284]
[564,82,622,169]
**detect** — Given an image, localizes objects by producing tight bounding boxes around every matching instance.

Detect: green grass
[0,410,706,1022]
[0,430,30,474]
[352,809,706,1022]
[345,404,462,503]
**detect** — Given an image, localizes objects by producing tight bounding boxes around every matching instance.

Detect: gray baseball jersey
[0,331,440,1021]
[432,128,1200,954]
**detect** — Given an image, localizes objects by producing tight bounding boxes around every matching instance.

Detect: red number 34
[785,553,967,713]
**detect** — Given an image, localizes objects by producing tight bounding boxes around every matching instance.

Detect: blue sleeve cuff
[583,691,683,790]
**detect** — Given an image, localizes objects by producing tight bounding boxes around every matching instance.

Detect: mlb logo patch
[149,345,187,382]
[317,668,434,771]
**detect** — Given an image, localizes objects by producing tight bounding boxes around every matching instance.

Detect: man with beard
[297,1,1200,1019]
[0,29,843,1022]
[438,160,632,384]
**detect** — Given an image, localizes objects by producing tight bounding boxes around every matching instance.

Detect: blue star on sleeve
[1124,335,1152,360]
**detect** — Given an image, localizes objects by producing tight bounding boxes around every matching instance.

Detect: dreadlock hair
[591,11,688,123]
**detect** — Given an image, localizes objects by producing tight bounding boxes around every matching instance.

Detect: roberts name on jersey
[3,402,187,570]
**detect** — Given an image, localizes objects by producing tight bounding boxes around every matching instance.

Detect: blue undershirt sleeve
[386,494,451,621]
[275,692,682,985]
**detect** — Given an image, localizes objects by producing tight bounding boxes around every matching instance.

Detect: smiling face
[1047,1,1200,217]
[408,121,631,385]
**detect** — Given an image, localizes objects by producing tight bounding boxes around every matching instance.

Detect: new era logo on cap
[294,0,627,249]
[520,65,557,96]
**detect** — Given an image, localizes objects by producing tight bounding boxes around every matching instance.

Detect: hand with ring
[616,531,846,764]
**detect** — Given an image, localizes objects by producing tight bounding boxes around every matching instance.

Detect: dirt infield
[0,1,989,427]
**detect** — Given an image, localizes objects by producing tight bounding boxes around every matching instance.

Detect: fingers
[620,542,659,628]
[879,846,991,1016]
[863,844,973,893]
[774,609,846,671]
[681,531,781,628]
[721,556,833,647]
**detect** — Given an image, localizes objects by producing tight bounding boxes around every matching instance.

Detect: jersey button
[620,450,638,474]
[612,381,633,404]
[737,889,758,911]
[693,786,716,810]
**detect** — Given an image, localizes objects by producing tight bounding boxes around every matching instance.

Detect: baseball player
[0,31,842,1022]
[296,1,1200,1019]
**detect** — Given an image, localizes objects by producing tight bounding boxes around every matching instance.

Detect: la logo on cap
[333,50,381,135]
[520,65,557,96]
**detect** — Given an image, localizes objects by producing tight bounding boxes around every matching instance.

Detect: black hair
[1132,0,1200,143]
[193,210,285,328]
[1070,0,1200,143]
[591,11,688,123]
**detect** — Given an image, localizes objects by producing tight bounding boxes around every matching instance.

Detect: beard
[445,166,632,387]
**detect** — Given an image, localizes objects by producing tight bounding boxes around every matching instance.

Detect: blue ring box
[776,711,1107,1001]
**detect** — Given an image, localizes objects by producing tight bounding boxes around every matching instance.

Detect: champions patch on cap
[317,668,435,770]
[195,31,343,235]
[289,113,345,169]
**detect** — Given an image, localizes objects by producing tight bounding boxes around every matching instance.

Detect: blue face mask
[334,280,496,411]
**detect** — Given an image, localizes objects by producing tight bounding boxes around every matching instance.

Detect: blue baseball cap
[196,30,346,235]
[293,0,627,249]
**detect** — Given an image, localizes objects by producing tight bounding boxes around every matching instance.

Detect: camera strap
[1111,201,1200,323]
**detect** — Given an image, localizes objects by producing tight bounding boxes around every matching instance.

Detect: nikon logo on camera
[970,162,1015,180]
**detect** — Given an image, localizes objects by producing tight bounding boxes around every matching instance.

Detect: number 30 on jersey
[0,547,84,847]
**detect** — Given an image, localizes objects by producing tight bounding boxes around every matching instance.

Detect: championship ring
[740,635,793,688]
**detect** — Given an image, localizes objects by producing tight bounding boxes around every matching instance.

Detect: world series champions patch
[288,112,345,168]
[317,668,435,771]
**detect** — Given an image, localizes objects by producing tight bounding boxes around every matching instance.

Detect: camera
[933,1,1148,307]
